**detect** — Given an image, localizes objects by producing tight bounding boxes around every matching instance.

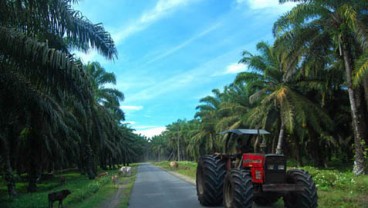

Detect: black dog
[48,189,71,208]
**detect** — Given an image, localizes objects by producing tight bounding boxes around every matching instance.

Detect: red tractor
[196,129,317,208]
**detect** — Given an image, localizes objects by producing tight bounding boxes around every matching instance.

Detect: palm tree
[275,0,368,174]
[236,41,332,155]
[85,62,125,121]
[0,0,118,193]
[212,84,252,131]
[150,135,167,161]
[84,62,125,172]
[195,89,225,154]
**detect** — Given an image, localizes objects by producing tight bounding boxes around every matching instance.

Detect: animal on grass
[119,166,125,175]
[169,161,179,168]
[48,189,71,208]
[96,171,108,178]
[112,175,119,186]
[119,166,132,176]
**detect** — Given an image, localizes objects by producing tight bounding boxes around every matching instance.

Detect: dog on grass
[48,189,71,208]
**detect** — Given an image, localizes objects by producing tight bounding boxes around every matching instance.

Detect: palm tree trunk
[276,120,285,154]
[28,112,43,192]
[253,136,260,153]
[342,46,366,175]
[361,78,368,145]
[363,77,368,113]
[272,137,276,154]
[2,139,17,197]
[86,144,96,179]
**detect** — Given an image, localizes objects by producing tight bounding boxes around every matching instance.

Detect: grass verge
[117,172,137,208]
[0,164,138,208]
[153,161,196,179]
[153,160,368,208]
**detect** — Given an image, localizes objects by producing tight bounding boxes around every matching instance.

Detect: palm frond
[353,52,368,86]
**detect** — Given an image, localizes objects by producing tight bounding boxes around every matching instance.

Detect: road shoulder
[152,163,196,185]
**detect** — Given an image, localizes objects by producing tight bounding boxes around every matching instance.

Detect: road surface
[129,163,277,208]
[129,163,206,208]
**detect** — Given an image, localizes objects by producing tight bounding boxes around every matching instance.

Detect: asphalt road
[128,163,206,208]
[129,163,276,208]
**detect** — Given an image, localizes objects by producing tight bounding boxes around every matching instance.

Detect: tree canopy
[148,0,368,176]
[0,0,146,196]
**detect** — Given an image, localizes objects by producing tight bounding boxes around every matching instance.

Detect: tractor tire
[253,193,280,206]
[196,155,226,206]
[283,169,318,208]
[223,169,253,208]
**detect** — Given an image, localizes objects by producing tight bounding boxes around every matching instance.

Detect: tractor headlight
[267,164,285,170]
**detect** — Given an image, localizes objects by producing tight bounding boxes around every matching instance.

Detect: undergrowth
[0,165,138,208]
[153,160,368,208]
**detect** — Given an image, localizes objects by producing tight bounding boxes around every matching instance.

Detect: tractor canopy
[220,129,270,135]
[221,129,270,154]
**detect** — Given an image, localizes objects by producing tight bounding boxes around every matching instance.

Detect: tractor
[196,129,317,208]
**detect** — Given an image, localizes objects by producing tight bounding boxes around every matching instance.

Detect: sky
[73,0,296,138]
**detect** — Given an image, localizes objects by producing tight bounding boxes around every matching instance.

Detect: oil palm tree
[84,62,125,172]
[0,0,118,193]
[236,41,332,155]
[275,0,368,174]
[215,84,252,130]
[195,89,225,153]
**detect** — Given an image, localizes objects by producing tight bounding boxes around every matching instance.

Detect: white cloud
[146,22,222,64]
[238,0,296,11]
[140,0,190,23]
[120,105,144,111]
[225,63,246,74]
[127,46,255,102]
[73,49,113,65]
[135,126,166,138]
[113,0,197,44]
[74,50,98,63]
[211,62,247,77]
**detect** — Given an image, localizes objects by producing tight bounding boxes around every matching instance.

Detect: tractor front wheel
[283,169,318,208]
[196,155,226,206]
[223,169,253,208]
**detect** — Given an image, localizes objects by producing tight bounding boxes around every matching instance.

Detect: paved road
[129,163,277,208]
[129,163,206,208]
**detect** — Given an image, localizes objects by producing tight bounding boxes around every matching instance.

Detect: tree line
[0,0,147,197]
[148,0,368,175]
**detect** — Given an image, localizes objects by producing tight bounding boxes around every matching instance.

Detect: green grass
[0,165,138,208]
[153,161,197,179]
[153,160,368,208]
[117,173,137,208]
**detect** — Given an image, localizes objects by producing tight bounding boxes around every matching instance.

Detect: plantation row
[154,161,368,207]
[0,0,147,198]
[148,0,368,175]
[2,0,368,203]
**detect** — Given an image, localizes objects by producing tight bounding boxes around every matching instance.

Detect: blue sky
[73,0,296,137]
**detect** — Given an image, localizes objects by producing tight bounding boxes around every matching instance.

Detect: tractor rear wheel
[283,169,318,208]
[223,169,253,208]
[196,155,226,206]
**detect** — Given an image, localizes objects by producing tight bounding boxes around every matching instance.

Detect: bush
[302,166,356,191]
[68,176,110,204]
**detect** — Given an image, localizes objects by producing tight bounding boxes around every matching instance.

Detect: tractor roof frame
[220,129,270,136]
[221,129,270,153]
